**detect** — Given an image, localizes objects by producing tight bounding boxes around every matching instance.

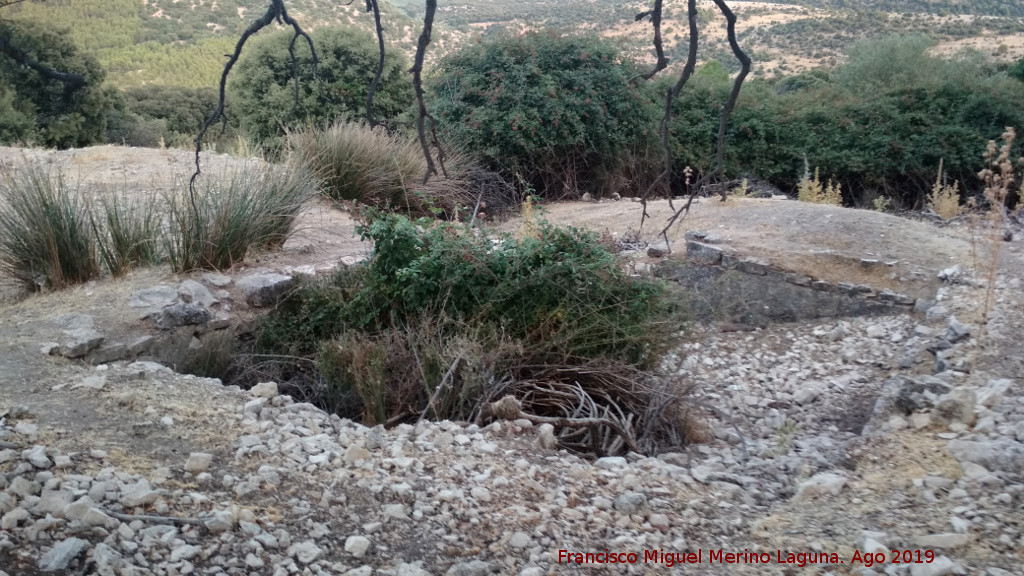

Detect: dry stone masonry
[645,230,928,324]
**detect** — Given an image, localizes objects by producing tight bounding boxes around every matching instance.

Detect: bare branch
[105,510,207,530]
[710,0,752,198]
[639,0,699,230]
[411,0,448,184]
[632,0,669,83]
[365,0,386,127]
[483,395,642,455]
[190,0,318,215]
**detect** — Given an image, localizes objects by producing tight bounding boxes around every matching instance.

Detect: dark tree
[0,18,112,147]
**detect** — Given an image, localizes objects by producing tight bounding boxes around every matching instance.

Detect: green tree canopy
[229,25,414,148]
[1008,57,1024,82]
[0,20,113,148]
[429,31,656,197]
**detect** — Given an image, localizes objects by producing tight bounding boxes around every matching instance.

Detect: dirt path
[504,197,974,299]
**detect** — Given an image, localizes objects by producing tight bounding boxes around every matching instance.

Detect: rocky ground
[1,257,1022,576]
[0,146,1022,576]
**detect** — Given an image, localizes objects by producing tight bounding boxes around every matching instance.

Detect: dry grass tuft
[92,188,163,277]
[289,120,508,219]
[928,159,962,220]
[164,163,317,272]
[0,160,99,290]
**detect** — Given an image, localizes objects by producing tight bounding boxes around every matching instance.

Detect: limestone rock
[933,388,977,427]
[287,540,323,564]
[63,497,115,528]
[250,381,279,399]
[344,535,370,558]
[685,241,723,266]
[184,452,213,473]
[58,329,105,359]
[237,273,293,307]
[150,302,212,330]
[792,472,846,502]
[948,440,1024,473]
[647,241,670,258]
[178,279,218,308]
[202,273,232,287]
[535,423,556,450]
[913,533,970,549]
[38,537,90,572]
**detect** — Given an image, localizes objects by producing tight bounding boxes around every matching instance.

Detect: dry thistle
[518,195,539,239]
[974,127,1019,330]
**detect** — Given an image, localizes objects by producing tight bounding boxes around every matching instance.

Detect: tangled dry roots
[476,361,696,457]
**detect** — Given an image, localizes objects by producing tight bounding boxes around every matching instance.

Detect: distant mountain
[759,0,1024,19]
[3,0,1021,88]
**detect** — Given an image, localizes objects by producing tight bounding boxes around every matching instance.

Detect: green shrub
[164,163,316,272]
[0,161,99,290]
[430,31,657,197]
[229,25,414,150]
[0,86,37,145]
[1009,57,1024,83]
[253,213,688,450]
[107,85,238,149]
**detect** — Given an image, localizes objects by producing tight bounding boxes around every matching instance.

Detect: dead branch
[710,0,752,199]
[484,395,642,455]
[632,0,669,82]
[418,354,462,422]
[105,511,207,530]
[190,0,319,214]
[411,0,448,184]
[365,0,386,127]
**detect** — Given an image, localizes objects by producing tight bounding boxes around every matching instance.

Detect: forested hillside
[3,0,1022,86]
[1,0,429,87]
[764,0,1024,18]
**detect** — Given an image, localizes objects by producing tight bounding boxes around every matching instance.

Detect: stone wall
[654,239,928,325]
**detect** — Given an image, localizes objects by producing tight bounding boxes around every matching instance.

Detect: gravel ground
[1,262,1022,576]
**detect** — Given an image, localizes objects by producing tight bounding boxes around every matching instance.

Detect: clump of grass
[289,121,423,206]
[0,160,99,290]
[165,163,317,272]
[249,213,692,455]
[91,189,163,277]
[929,159,962,220]
[797,166,842,206]
[289,120,479,217]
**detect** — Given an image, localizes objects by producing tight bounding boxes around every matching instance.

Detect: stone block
[685,241,722,266]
